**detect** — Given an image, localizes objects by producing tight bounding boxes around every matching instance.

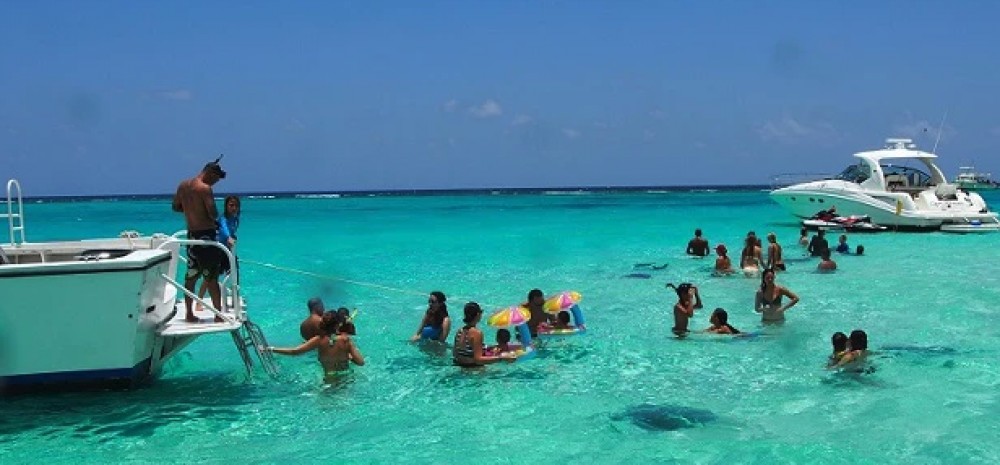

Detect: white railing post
[5,179,26,246]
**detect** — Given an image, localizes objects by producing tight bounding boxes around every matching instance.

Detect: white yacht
[0,179,277,393]
[770,139,1000,231]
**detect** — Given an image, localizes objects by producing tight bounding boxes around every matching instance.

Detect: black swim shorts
[186,229,223,280]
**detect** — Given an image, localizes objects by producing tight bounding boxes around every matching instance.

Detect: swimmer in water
[705,308,740,335]
[754,268,800,323]
[667,282,703,337]
[714,244,734,275]
[827,332,849,368]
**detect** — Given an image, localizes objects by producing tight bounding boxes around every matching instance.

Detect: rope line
[241,258,503,309]
[241,258,428,297]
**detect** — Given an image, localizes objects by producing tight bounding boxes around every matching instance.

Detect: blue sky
[2,1,999,195]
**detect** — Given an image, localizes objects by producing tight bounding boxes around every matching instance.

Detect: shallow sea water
[2,189,999,464]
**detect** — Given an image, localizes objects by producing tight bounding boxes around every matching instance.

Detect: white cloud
[757,116,836,144]
[511,114,533,126]
[562,128,580,139]
[468,99,503,118]
[442,99,459,112]
[158,89,193,101]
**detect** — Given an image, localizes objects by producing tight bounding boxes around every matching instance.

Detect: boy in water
[666,282,702,337]
[686,229,710,257]
[827,332,849,368]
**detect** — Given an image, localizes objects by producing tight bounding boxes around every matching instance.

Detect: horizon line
[21,183,775,201]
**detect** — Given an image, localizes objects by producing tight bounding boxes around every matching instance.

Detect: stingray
[611,403,717,431]
[623,273,653,279]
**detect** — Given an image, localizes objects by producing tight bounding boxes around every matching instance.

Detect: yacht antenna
[931,112,948,154]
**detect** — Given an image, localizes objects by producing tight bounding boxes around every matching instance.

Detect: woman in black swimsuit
[452,302,514,367]
[754,268,800,322]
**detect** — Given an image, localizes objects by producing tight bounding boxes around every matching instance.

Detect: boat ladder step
[232,320,280,379]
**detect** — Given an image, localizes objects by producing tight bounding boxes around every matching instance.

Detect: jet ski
[802,209,887,232]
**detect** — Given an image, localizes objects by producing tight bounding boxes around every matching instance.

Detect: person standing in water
[765,232,785,271]
[271,311,365,383]
[667,282,703,337]
[686,229,710,257]
[453,302,515,367]
[754,268,800,323]
[411,291,451,343]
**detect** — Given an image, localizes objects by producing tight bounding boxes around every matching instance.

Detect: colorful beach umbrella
[487,306,532,327]
[543,291,583,313]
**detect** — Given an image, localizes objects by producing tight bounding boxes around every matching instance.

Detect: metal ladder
[231,320,280,379]
[4,179,26,246]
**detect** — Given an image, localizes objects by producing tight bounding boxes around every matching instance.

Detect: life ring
[483,343,536,362]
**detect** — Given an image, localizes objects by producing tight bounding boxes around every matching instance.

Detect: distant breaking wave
[294,194,342,199]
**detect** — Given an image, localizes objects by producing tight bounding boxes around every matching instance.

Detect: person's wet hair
[339,321,357,336]
[463,302,483,324]
[849,330,868,351]
[224,195,241,215]
[496,328,511,344]
[856,245,865,255]
[320,310,342,335]
[759,268,775,291]
[711,308,740,334]
[429,291,448,313]
[831,332,848,353]
[527,289,544,302]
[715,244,728,256]
[666,282,692,300]
[557,311,571,325]
[307,297,325,315]
[695,228,702,237]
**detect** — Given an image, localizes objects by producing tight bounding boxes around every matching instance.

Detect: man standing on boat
[172,156,227,323]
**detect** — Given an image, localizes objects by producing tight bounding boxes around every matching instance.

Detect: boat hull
[0,246,179,393]
[770,185,998,230]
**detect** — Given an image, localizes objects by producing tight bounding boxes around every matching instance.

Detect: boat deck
[158,301,243,337]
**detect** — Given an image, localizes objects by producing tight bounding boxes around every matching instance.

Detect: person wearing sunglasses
[411,291,451,343]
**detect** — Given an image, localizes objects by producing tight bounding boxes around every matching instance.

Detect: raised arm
[270,336,321,356]
[779,286,800,312]
[692,287,703,309]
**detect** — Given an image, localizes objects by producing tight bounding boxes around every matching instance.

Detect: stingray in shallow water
[623,273,653,279]
[611,403,717,431]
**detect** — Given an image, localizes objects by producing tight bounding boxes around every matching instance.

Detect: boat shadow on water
[0,373,264,441]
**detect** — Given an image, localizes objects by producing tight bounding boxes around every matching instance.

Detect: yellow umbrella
[543,291,583,313]
[487,306,532,327]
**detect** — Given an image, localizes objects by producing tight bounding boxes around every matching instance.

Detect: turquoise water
[3,189,1000,464]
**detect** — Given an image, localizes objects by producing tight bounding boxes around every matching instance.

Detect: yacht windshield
[833,164,870,184]
[882,164,932,188]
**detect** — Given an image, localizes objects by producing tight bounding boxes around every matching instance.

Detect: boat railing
[4,179,26,246]
[770,173,835,189]
[156,237,242,322]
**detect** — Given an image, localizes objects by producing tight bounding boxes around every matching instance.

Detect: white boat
[0,179,277,393]
[954,166,999,191]
[770,139,1000,231]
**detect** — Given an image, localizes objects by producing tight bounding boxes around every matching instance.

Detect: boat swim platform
[158,301,243,337]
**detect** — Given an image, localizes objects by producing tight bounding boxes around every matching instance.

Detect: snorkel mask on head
[204,154,226,179]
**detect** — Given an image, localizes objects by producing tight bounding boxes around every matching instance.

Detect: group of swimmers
[412,289,578,367]
[688,228,864,276]
[268,298,365,381]
[684,227,873,370]
[829,329,869,370]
